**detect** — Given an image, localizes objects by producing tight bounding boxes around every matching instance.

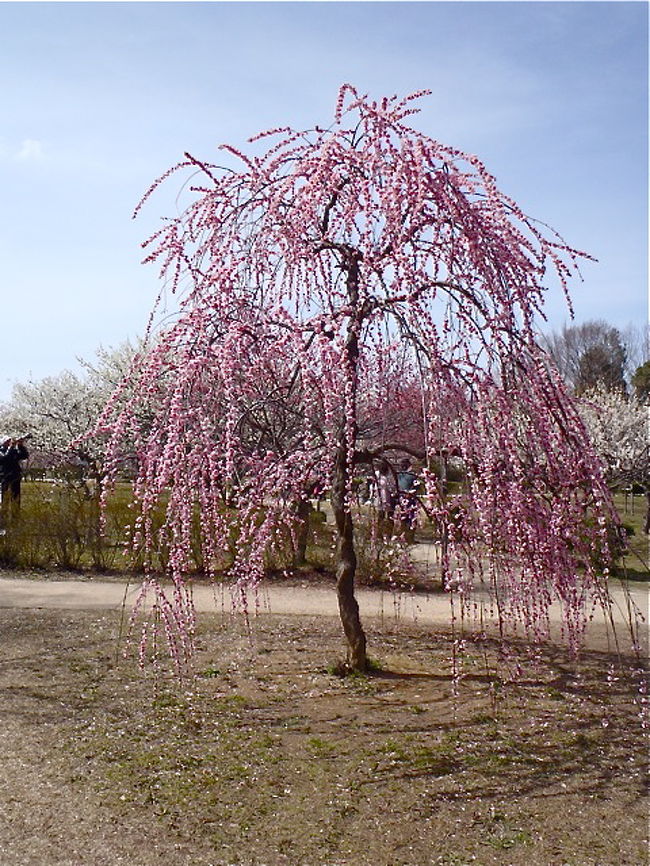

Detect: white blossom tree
[0,340,141,482]
[579,385,650,532]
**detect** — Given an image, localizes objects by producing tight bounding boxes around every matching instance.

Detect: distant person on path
[397,458,418,495]
[396,458,419,543]
[374,459,397,532]
[0,436,30,523]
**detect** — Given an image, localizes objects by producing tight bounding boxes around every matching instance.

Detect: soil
[0,571,647,866]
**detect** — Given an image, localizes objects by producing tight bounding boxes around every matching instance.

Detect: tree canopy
[542,319,630,395]
[579,384,650,533]
[97,86,620,673]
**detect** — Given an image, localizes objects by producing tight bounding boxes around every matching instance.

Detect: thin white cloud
[16,138,44,162]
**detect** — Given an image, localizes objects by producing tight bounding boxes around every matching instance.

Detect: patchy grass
[0,607,646,866]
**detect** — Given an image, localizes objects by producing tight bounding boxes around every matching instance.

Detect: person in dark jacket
[0,437,29,522]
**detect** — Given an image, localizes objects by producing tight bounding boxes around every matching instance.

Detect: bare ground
[0,576,648,866]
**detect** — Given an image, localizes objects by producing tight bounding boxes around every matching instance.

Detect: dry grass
[0,605,647,866]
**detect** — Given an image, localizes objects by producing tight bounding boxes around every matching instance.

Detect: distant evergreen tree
[631,360,650,403]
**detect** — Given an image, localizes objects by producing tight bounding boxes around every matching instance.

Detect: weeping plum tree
[99,86,620,673]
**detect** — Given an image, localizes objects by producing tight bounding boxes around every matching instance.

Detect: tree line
[1,319,645,490]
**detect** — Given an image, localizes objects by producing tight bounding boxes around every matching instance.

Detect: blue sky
[0,1,647,400]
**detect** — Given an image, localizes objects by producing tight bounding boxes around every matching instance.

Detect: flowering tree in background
[99,86,619,672]
[0,340,140,484]
[579,385,650,533]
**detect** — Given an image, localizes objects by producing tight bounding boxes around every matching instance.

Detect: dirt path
[0,571,646,654]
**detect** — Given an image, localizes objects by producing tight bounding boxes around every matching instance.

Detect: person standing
[0,437,29,523]
[374,459,397,536]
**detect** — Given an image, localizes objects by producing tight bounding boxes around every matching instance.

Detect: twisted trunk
[331,249,367,671]
[332,445,367,671]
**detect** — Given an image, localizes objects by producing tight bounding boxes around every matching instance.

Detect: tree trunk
[332,446,367,671]
[330,248,367,672]
[292,498,313,566]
